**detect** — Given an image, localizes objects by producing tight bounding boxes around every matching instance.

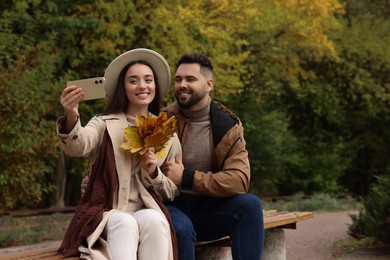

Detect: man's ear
[207,79,214,92]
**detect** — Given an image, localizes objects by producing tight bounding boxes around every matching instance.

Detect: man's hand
[81,175,89,197]
[162,153,184,185]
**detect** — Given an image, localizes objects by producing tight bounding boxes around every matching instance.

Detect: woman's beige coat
[57,112,181,260]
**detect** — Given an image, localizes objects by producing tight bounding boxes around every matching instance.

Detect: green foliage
[0,43,56,205]
[0,41,61,208]
[330,8,390,194]
[235,0,390,195]
[349,175,390,243]
[232,95,302,196]
[237,0,350,194]
[262,193,360,212]
[0,2,65,208]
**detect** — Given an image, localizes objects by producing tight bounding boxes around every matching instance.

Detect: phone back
[67,77,106,101]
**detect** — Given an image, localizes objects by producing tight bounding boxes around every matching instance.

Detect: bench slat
[264,211,313,229]
[2,249,60,260]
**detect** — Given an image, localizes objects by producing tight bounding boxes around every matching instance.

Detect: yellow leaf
[155,147,167,158]
[121,112,177,158]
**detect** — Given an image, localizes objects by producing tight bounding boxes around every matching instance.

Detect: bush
[349,175,390,243]
[262,193,360,212]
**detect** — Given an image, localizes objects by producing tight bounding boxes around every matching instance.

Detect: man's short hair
[176,53,213,78]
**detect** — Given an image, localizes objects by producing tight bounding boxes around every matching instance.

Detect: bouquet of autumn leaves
[121,111,177,158]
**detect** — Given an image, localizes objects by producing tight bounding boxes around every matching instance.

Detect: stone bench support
[195,228,286,260]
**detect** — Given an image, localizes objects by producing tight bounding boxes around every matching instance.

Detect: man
[161,53,264,260]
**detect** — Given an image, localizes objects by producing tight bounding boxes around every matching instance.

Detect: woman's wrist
[63,113,78,133]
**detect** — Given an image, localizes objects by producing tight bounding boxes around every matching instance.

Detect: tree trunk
[52,150,66,208]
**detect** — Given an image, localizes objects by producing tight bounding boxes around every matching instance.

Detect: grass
[262,192,362,212]
[0,213,73,248]
[332,237,377,258]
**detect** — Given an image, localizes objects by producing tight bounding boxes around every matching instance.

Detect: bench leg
[262,228,286,260]
[196,246,232,260]
[195,228,286,260]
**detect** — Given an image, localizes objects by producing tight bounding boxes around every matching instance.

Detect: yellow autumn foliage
[121,112,177,158]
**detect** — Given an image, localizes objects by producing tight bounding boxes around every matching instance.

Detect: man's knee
[166,205,195,239]
[173,213,194,236]
[237,194,263,217]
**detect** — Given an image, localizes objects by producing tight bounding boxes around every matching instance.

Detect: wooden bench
[1,210,313,260]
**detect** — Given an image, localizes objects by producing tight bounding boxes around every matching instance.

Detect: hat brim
[104,48,170,100]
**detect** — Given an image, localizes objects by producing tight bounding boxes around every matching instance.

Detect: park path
[285,210,390,260]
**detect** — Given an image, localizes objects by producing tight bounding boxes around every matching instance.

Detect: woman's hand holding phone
[66,77,106,101]
[61,77,106,132]
[60,85,83,132]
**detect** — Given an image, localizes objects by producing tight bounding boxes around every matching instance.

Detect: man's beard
[176,90,206,109]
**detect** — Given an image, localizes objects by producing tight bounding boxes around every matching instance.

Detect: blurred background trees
[0,0,389,214]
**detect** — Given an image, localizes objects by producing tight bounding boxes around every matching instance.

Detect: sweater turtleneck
[180,98,210,122]
[124,113,143,213]
[180,98,213,177]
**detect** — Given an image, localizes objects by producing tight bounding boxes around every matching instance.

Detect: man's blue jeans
[165,193,264,260]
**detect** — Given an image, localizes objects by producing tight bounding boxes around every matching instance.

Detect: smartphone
[67,77,106,101]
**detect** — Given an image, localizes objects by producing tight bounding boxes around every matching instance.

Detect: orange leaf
[121,112,177,157]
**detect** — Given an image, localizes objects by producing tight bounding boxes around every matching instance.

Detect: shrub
[349,175,390,243]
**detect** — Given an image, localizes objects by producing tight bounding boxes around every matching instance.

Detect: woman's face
[124,63,156,115]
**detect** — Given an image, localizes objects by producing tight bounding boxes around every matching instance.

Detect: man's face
[174,63,213,110]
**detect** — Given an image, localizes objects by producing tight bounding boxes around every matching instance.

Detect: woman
[57,48,181,260]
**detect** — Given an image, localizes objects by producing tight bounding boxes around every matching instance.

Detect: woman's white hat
[104,48,171,100]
